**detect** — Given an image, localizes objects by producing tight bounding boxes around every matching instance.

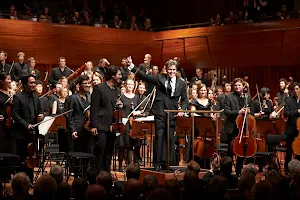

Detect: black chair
[57,128,96,181]
[253,135,281,171]
[0,153,21,188]
[217,143,228,157]
[273,133,287,168]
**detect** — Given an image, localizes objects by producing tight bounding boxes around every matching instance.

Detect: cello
[292,118,300,155]
[232,93,257,157]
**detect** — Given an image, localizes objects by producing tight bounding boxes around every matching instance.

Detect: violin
[5,106,13,129]
[25,130,38,169]
[84,109,91,131]
[110,96,125,134]
[232,94,257,157]
[292,118,300,155]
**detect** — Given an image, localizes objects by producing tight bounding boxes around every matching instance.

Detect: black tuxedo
[90,82,120,171]
[23,68,41,80]
[223,92,253,175]
[68,93,91,153]
[49,67,72,85]
[131,66,188,167]
[13,62,28,81]
[283,96,300,170]
[11,91,43,182]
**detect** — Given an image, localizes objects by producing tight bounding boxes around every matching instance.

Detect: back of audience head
[50,165,64,184]
[143,174,158,187]
[288,159,300,178]
[11,172,30,195]
[72,178,88,200]
[146,188,173,200]
[251,180,273,200]
[186,160,200,174]
[220,156,233,174]
[87,168,99,185]
[164,179,181,200]
[207,176,228,200]
[86,185,107,200]
[243,163,257,177]
[96,171,113,193]
[55,182,71,200]
[126,163,140,180]
[183,169,202,191]
[122,178,142,200]
[238,171,256,193]
[34,174,57,200]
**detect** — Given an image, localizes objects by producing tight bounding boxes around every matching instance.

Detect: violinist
[118,79,142,171]
[35,80,50,116]
[58,76,72,96]
[283,82,300,174]
[68,75,91,176]
[48,83,62,114]
[11,74,44,183]
[190,68,208,87]
[224,78,253,176]
[120,58,130,82]
[9,81,18,95]
[277,78,293,107]
[252,87,273,119]
[218,80,232,113]
[90,65,123,172]
[23,57,41,80]
[0,51,12,75]
[208,87,221,119]
[0,72,16,154]
[81,61,94,77]
[49,57,72,85]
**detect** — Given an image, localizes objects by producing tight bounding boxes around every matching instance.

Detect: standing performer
[0,72,16,154]
[284,82,300,174]
[90,65,123,172]
[11,74,44,183]
[224,78,253,176]
[127,57,188,171]
[277,78,292,107]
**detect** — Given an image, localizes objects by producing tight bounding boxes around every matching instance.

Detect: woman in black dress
[118,79,142,171]
[0,72,16,154]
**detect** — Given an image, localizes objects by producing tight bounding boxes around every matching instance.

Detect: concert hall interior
[1,0,300,199]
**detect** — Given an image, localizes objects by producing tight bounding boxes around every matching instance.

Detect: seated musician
[58,76,72,96]
[48,83,62,114]
[252,87,273,119]
[207,87,221,119]
[81,61,94,77]
[283,82,300,174]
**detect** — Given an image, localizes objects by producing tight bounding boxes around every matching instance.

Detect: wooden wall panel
[161,39,185,64]
[185,37,212,67]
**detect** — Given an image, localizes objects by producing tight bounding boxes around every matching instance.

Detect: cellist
[224,78,253,176]
[283,82,300,174]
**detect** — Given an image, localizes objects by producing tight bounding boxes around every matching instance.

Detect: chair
[0,153,21,188]
[253,135,281,171]
[57,128,96,181]
[217,143,228,157]
[274,133,287,167]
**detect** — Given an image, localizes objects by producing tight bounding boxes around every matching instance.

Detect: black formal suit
[12,62,29,81]
[23,68,41,80]
[224,92,253,175]
[49,67,72,85]
[11,91,43,181]
[138,63,153,73]
[120,67,130,81]
[90,82,120,171]
[284,96,300,170]
[131,66,188,167]
[177,67,186,80]
[0,63,11,74]
[68,93,91,155]
[277,90,292,107]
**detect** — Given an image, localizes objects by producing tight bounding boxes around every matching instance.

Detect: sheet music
[134,115,154,122]
[38,116,55,135]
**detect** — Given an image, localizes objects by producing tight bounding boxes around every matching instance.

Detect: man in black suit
[11,74,44,182]
[173,57,186,81]
[0,50,12,75]
[90,65,123,172]
[12,52,29,82]
[23,57,41,80]
[190,68,208,86]
[283,82,300,173]
[224,78,253,176]
[277,78,292,107]
[120,58,130,82]
[93,58,110,81]
[138,54,153,73]
[49,57,72,85]
[127,57,188,171]
[69,75,91,154]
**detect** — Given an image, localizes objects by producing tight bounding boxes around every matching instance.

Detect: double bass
[232,93,257,157]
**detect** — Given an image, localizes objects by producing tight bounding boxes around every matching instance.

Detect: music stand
[175,117,193,162]
[194,116,218,169]
[131,120,155,167]
[48,115,66,133]
[256,119,279,137]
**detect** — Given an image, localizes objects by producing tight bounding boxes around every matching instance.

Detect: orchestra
[1,50,300,181]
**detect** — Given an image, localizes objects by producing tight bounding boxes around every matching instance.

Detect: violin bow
[32,110,73,128]
[8,61,14,75]
[44,71,48,82]
[141,86,156,114]
[256,84,262,112]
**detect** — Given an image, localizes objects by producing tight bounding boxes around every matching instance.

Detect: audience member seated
[87,168,99,185]
[96,171,115,200]
[55,182,71,200]
[164,179,181,200]
[9,172,32,200]
[202,155,221,186]
[220,156,238,189]
[71,178,89,200]
[182,170,203,200]
[229,171,256,200]
[206,175,228,200]
[251,180,273,200]
[242,163,258,177]
[86,185,107,200]
[33,175,57,200]
[50,165,64,185]
[122,179,142,200]
[146,188,173,200]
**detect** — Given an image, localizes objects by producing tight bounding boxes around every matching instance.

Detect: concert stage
[139,167,209,184]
